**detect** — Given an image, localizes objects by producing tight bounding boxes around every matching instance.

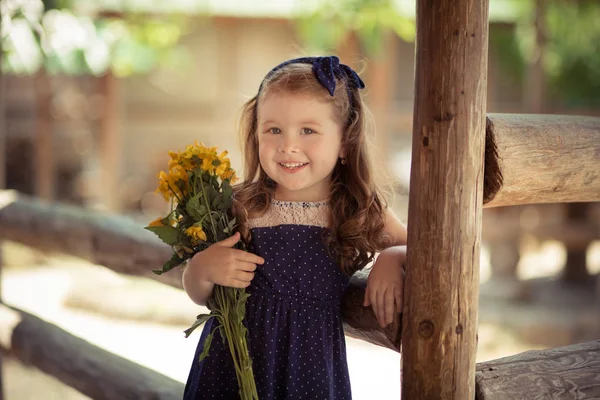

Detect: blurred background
[0,0,599,399]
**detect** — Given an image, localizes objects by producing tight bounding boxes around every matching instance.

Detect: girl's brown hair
[234,62,392,275]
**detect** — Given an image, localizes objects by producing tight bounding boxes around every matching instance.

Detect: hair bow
[311,56,365,96]
[259,55,365,99]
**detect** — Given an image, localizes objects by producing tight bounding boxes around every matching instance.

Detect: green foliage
[490,24,527,86]
[145,225,180,246]
[184,313,214,339]
[197,326,215,361]
[151,252,184,275]
[296,0,415,56]
[1,0,193,76]
[545,0,600,107]
[489,0,600,108]
[186,194,205,221]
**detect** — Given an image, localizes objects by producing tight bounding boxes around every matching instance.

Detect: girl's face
[257,91,344,202]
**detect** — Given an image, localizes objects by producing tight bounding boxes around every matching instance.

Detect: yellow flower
[215,153,229,175]
[221,168,238,182]
[156,169,188,201]
[156,171,173,201]
[201,155,217,174]
[185,225,207,243]
[148,217,164,227]
[170,164,188,182]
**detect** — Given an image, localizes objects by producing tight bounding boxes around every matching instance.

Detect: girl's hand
[190,232,265,288]
[363,246,406,328]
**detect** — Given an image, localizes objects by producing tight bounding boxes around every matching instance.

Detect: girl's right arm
[182,232,265,306]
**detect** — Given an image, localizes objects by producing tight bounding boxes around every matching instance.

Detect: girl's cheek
[259,135,279,150]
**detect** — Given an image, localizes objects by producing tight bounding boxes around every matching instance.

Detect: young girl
[182,55,407,400]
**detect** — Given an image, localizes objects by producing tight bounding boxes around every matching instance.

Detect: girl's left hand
[364,246,406,328]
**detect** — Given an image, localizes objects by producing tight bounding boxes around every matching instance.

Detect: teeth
[280,162,307,168]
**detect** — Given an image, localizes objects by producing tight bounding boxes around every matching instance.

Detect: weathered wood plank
[402,0,489,398]
[0,190,398,351]
[0,190,180,288]
[340,269,402,350]
[34,71,55,201]
[0,303,184,400]
[475,340,600,399]
[98,72,120,210]
[484,114,600,207]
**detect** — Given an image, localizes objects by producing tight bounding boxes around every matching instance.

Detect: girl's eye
[301,128,315,135]
[268,127,281,134]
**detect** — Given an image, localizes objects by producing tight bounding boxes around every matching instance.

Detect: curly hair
[233,62,392,275]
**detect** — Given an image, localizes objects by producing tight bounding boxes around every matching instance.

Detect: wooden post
[34,71,55,201]
[402,0,489,399]
[563,202,591,284]
[98,72,119,210]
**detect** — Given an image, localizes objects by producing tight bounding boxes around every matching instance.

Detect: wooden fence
[1,110,599,398]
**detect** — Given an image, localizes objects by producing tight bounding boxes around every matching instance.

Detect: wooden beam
[34,71,55,201]
[0,190,397,351]
[98,72,120,210]
[340,269,402,350]
[483,114,600,207]
[475,340,600,399]
[402,0,489,399]
[0,190,180,289]
[0,303,184,400]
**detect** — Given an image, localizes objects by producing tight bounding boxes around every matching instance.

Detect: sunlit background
[1,0,599,399]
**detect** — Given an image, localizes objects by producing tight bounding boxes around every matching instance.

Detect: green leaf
[186,194,203,221]
[198,329,215,362]
[211,175,220,191]
[212,194,223,210]
[227,218,237,231]
[152,253,183,275]
[183,313,213,338]
[222,180,233,200]
[205,184,218,200]
[145,225,179,246]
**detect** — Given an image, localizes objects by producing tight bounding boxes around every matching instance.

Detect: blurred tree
[545,0,600,108]
[295,0,415,56]
[1,0,194,77]
[491,0,600,109]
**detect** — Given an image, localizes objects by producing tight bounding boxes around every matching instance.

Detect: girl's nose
[278,135,299,153]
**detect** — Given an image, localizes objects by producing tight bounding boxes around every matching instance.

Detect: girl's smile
[257,91,344,202]
[278,162,309,172]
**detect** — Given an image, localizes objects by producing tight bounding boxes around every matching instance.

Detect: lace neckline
[271,199,329,208]
[247,198,330,229]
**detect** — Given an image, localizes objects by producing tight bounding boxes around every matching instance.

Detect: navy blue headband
[258,56,365,100]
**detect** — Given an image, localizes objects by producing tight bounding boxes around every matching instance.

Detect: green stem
[199,175,218,239]
[166,181,182,203]
[213,285,258,399]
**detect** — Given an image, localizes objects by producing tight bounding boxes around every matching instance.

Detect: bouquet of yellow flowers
[145,142,258,400]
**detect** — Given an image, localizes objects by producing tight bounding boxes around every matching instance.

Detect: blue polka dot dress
[183,200,352,399]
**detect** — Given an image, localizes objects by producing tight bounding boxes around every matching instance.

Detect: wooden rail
[1,106,599,398]
[484,114,600,207]
[0,190,401,351]
[0,303,184,400]
[476,340,600,399]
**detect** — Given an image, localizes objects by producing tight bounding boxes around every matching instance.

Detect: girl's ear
[338,147,346,159]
